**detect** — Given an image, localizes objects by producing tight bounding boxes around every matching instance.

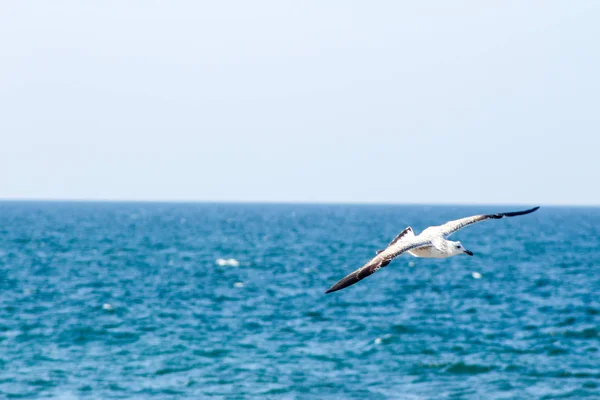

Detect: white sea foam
[234,282,244,288]
[472,272,482,279]
[374,334,391,345]
[216,258,240,267]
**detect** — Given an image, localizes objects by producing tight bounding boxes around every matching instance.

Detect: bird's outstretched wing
[325,238,430,294]
[438,206,540,238]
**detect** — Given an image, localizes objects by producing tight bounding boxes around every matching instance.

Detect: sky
[1,1,599,205]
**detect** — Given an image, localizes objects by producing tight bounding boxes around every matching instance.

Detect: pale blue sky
[1,1,598,205]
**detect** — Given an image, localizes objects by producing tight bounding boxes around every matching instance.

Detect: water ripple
[0,202,598,398]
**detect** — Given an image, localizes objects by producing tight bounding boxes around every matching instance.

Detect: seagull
[325,206,540,294]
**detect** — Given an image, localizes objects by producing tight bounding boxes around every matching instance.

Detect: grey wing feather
[376,226,413,254]
[439,215,488,237]
[439,206,540,237]
[325,239,430,294]
[388,226,413,247]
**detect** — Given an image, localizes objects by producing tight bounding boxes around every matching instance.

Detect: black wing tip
[324,284,341,294]
[507,206,540,216]
[490,206,540,219]
[324,265,373,294]
[324,275,356,294]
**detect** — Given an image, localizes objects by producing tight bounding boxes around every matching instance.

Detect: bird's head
[452,241,473,256]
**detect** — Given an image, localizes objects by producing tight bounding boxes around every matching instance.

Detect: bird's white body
[407,244,450,258]
[378,225,469,259]
[395,225,461,258]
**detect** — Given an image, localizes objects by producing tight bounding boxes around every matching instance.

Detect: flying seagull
[325,206,540,294]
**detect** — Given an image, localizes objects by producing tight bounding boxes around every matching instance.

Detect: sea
[0,202,598,399]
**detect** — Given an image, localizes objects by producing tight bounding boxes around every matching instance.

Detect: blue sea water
[0,202,598,399]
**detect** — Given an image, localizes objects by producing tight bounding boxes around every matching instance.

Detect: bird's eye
[456,245,461,248]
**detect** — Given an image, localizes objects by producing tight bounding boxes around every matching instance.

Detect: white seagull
[325,206,540,294]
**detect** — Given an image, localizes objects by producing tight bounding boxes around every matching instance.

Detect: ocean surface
[0,202,598,399]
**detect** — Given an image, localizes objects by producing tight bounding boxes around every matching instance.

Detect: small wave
[391,324,416,335]
[155,365,196,376]
[524,369,600,379]
[304,311,329,322]
[562,327,598,339]
[557,317,576,327]
[445,362,495,375]
[193,348,230,358]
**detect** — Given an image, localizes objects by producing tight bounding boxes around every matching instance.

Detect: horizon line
[0,198,596,208]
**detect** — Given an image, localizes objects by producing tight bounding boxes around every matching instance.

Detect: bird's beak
[464,249,474,256]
